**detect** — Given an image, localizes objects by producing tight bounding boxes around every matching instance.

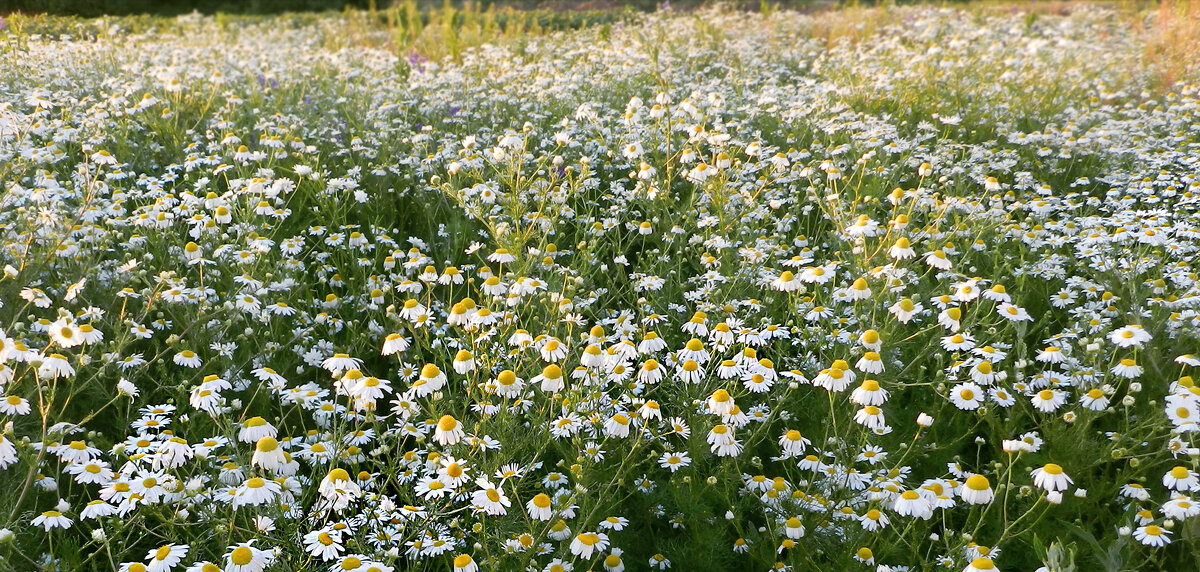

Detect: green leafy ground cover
[0,3,1199,571]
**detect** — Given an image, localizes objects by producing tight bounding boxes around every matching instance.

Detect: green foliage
[0,3,1199,572]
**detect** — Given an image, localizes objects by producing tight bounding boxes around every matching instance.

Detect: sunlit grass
[0,3,1199,572]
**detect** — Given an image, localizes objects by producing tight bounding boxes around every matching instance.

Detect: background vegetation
[0,1,1199,571]
[2,0,1146,17]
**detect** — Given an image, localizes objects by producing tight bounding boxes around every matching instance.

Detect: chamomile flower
[892,490,933,519]
[659,451,691,472]
[251,437,286,471]
[224,542,274,572]
[39,354,76,378]
[856,352,884,374]
[604,413,634,438]
[491,370,525,398]
[925,249,952,270]
[1036,346,1066,364]
[433,415,465,446]
[858,508,890,531]
[173,350,202,368]
[1080,388,1110,411]
[853,405,886,430]
[381,334,409,356]
[31,510,72,531]
[412,364,447,397]
[707,424,742,457]
[1031,463,1073,492]
[471,478,510,515]
[960,474,994,504]
[0,395,31,415]
[231,476,281,508]
[941,333,976,352]
[80,499,117,519]
[1109,325,1151,348]
[569,532,609,560]
[238,417,277,443]
[531,364,566,392]
[1111,358,1143,379]
[996,303,1032,322]
[452,554,479,572]
[1030,389,1067,413]
[771,271,803,292]
[777,430,810,458]
[303,529,344,561]
[145,544,189,572]
[1119,483,1151,501]
[889,298,922,323]
[1162,466,1200,492]
[938,307,962,331]
[1133,524,1171,547]
[962,558,999,572]
[950,383,985,410]
[526,493,553,521]
[889,237,916,260]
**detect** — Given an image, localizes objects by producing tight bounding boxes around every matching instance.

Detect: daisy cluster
[0,5,1198,572]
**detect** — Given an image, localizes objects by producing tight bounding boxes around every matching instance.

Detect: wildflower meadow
[1,2,1199,571]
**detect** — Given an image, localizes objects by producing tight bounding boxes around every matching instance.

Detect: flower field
[1,3,1200,571]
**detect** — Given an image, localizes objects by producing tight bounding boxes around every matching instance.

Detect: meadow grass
[0,2,1199,571]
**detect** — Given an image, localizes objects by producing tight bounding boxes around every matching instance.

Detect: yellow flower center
[970,558,995,570]
[965,475,990,491]
[230,547,253,566]
[497,370,516,386]
[328,468,350,482]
